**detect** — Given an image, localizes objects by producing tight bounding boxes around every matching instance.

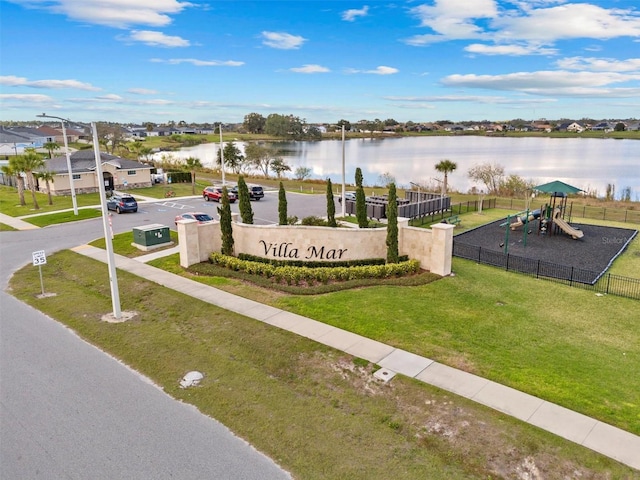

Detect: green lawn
[0,185,103,217]
[24,208,103,227]
[9,251,637,479]
[274,257,640,436]
[89,230,178,257]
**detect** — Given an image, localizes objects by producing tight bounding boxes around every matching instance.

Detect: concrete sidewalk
[71,244,640,471]
[0,212,39,230]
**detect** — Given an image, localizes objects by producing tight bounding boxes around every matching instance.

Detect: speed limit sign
[32,250,47,266]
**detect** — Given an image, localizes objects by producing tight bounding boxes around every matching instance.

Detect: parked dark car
[229,185,265,201]
[175,212,215,224]
[203,186,237,203]
[106,194,138,214]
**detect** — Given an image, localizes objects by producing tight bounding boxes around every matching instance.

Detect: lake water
[154,136,639,198]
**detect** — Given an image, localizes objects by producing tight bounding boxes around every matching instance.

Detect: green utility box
[133,224,171,248]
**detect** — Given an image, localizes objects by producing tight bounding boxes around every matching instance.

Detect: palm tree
[435,159,457,194]
[184,157,202,195]
[38,171,55,205]
[21,149,45,210]
[2,159,26,206]
[43,141,60,159]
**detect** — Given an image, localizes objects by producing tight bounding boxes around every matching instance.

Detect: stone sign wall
[177,217,454,276]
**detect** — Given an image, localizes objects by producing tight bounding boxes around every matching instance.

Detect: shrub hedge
[211,252,420,286]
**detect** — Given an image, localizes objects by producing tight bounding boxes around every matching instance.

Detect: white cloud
[441,70,640,96]
[492,4,640,43]
[405,1,640,55]
[150,58,244,67]
[367,66,398,75]
[95,94,124,101]
[126,30,190,47]
[346,66,398,75]
[0,75,101,91]
[261,31,306,50]
[385,94,555,105]
[342,6,369,22]
[0,93,55,103]
[290,64,330,74]
[12,0,193,28]
[556,57,640,73]
[68,96,174,106]
[409,0,497,40]
[127,88,159,95]
[465,43,557,56]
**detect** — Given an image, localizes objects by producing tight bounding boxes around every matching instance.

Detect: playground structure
[499,181,585,253]
[552,207,584,239]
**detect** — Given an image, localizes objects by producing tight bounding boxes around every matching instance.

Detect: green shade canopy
[533,180,583,194]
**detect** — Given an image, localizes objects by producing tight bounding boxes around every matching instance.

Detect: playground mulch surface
[453,219,638,284]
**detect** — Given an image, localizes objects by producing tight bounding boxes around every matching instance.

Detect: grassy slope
[9,250,637,479]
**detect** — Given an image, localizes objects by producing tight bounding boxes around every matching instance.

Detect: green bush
[301,216,329,226]
[210,252,420,286]
[237,252,409,268]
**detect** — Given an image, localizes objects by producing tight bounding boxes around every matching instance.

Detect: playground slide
[553,210,584,239]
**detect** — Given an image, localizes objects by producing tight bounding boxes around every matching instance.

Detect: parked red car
[202,186,237,203]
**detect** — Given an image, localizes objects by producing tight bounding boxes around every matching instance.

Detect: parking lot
[107,189,336,233]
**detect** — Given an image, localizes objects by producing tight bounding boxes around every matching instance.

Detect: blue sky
[1,0,639,124]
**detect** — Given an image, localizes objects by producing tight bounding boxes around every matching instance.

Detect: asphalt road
[0,193,331,479]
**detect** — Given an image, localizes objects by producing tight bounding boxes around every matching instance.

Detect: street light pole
[91,122,122,319]
[341,125,346,218]
[219,124,225,186]
[37,113,78,215]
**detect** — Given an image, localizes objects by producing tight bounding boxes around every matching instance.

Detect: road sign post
[32,250,47,296]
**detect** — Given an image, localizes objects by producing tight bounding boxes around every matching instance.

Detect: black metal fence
[453,242,640,300]
[343,193,453,220]
[495,198,640,224]
[410,198,497,226]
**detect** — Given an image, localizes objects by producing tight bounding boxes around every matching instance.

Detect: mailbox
[133,224,171,247]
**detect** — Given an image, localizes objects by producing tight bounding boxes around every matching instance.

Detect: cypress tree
[237,175,254,224]
[386,183,399,263]
[218,186,234,255]
[355,167,367,228]
[278,182,288,225]
[326,178,337,227]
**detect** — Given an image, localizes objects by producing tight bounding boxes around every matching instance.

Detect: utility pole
[37,114,78,215]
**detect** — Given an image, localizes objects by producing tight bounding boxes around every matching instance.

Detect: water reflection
[153,136,639,197]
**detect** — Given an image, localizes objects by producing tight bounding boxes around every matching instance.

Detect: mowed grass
[0,185,104,217]
[274,257,640,435]
[24,208,103,226]
[89,230,178,257]
[9,250,638,479]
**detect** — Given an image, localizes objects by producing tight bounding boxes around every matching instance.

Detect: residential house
[43,150,152,195]
[591,122,614,132]
[0,126,47,156]
[557,122,585,133]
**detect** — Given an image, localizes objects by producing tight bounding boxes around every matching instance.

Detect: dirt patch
[302,352,621,479]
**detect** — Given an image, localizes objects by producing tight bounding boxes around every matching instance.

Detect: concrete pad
[582,422,640,470]
[527,401,597,444]
[472,381,544,421]
[316,328,366,352]
[344,338,395,364]
[378,349,434,378]
[416,362,489,399]
[373,368,396,383]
